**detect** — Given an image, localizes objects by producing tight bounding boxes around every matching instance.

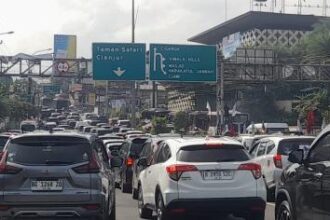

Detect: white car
[249,135,314,201]
[137,137,266,220]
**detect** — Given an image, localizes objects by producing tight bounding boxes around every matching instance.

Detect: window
[177,145,250,163]
[257,143,267,156]
[308,133,330,163]
[266,141,276,154]
[278,139,314,156]
[156,145,171,163]
[249,143,259,158]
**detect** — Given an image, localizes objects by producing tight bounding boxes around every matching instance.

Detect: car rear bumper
[0,204,103,219]
[166,197,266,216]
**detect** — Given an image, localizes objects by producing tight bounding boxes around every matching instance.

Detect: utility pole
[131,0,137,128]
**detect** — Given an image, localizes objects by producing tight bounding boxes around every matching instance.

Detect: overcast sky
[0,0,325,57]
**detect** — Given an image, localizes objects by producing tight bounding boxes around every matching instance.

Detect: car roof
[258,135,315,144]
[165,137,243,150]
[10,131,94,141]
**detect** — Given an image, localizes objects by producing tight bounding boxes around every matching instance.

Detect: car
[118,137,150,193]
[275,125,330,220]
[83,126,94,133]
[0,131,119,220]
[249,135,314,201]
[0,133,12,157]
[98,134,125,141]
[96,128,113,137]
[117,120,131,128]
[44,122,57,131]
[236,134,280,150]
[97,123,108,128]
[20,120,37,133]
[132,138,166,200]
[246,123,289,135]
[137,137,266,220]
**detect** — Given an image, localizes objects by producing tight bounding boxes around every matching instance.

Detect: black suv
[118,137,149,193]
[275,125,330,220]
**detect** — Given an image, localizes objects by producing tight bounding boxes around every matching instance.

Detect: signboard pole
[220,60,225,134]
[131,0,137,128]
[106,80,110,117]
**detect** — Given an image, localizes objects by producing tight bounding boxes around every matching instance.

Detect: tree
[151,117,168,135]
[174,111,190,133]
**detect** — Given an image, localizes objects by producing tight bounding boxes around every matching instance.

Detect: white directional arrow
[113,67,126,77]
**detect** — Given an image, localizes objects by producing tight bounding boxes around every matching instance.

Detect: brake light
[82,204,100,210]
[126,157,134,167]
[73,152,100,174]
[166,164,198,181]
[205,143,224,148]
[238,163,262,179]
[0,151,22,174]
[273,154,283,169]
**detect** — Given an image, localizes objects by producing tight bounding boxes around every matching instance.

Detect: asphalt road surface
[116,190,275,220]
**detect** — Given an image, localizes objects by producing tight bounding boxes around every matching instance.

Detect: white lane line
[267,202,275,207]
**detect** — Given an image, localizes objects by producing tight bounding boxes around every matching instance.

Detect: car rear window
[0,136,9,151]
[98,130,112,136]
[7,136,91,165]
[130,138,149,155]
[177,145,250,163]
[278,139,314,156]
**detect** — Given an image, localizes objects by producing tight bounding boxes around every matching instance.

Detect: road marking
[267,202,275,207]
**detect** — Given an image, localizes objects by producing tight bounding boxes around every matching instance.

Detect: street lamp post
[131,0,137,128]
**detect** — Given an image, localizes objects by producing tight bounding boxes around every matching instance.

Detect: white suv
[249,135,314,201]
[136,137,266,220]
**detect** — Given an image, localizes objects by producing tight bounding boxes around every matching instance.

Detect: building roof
[188,11,329,45]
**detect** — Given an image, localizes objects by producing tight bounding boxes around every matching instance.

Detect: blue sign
[150,44,217,82]
[93,43,146,80]
[42,84,61,95]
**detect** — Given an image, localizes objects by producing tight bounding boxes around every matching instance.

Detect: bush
[174,111,190,133]
[151,117,168,135]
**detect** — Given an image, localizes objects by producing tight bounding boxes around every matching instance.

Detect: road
[116,190,275,220]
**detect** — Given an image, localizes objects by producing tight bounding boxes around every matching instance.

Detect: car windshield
[130,138,149,155]
[178,145,250,163]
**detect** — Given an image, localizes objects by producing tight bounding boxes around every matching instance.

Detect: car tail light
[0,151,22,174]
[273,154,283,169]
[82,204,100,210]
[166,164,198,181]
[238,163,262,179]
[205,143,224,148]
[126,157,134,167]
[73,152,100,174]
[0,205,10,211]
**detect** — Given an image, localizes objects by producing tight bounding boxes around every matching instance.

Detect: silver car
[0,132,117,220]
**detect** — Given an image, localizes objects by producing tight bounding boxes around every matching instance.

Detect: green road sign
[92,43,146,81]
[150,44,217,82]
[42,84,61,95]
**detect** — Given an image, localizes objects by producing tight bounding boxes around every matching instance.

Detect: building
[166,11,329,114]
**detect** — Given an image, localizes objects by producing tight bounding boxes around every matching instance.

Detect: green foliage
[174,111,190,133]
[151,117,168,135]
[294,90,330,121]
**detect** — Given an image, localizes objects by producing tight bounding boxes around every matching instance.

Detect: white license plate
[31,180,63,191]
[202,170,234,180]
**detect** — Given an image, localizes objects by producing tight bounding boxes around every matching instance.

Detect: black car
[118,137,149,193]
[275,125,330,220]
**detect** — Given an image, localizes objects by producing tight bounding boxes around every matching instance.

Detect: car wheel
[276,200,292,220]
[108,199,116,220]
[121,181,132,193]
[132,188,139,200]
[156,193,170,220]
[138,186,153,219]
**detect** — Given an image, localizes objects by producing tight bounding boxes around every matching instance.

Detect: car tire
[276,200,293,220]
[156,193,170,220]
[108,200,116,220]
[245,211,265,220]
[132,188,139,200]
[138,186,153,219]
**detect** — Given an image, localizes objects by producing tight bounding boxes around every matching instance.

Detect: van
[246,123,289,134]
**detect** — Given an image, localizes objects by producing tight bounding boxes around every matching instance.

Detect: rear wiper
[44,160,71,165]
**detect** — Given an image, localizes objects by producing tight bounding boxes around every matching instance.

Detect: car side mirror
[137,157,148,167]
[288,149,304,164]
[110,157,123,168]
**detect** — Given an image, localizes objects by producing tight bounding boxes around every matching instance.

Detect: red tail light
[238,163,262,179]
[0,205,10,211]
[73,152,100,174]
[82,204,100,210]
[273,154,283,169]
[166,164,198,181]
[0,151,22,174]
[126,157,134,167]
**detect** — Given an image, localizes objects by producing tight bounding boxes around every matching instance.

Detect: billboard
[54,34,77,59]
[222,32,241,59]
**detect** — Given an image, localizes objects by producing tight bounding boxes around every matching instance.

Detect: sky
[0,0,326,58]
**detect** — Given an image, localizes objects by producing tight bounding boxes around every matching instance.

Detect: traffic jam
[1,114,328,220]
